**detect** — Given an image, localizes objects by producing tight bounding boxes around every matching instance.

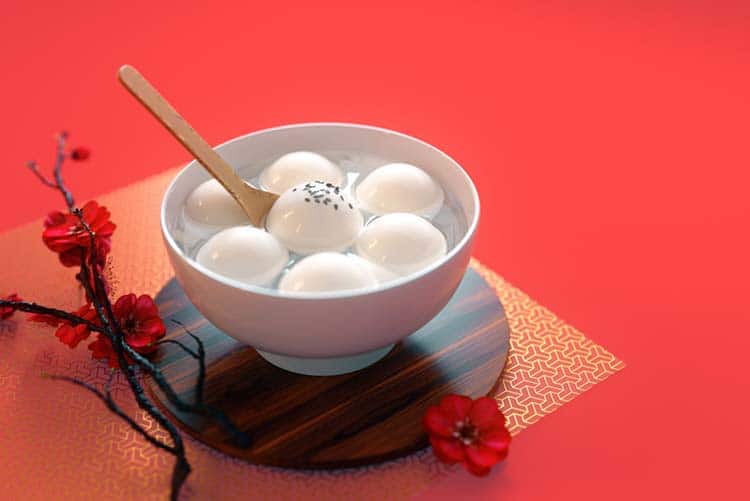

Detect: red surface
[2,1,748,499]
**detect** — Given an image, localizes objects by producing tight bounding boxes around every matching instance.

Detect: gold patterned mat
[0,169,624,500]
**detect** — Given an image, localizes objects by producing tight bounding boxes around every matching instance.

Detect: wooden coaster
[147,267,510,469]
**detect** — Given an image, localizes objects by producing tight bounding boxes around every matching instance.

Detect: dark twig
[155,339,199,359]
[12,134,250,500]
[81,237,248,447]
[26,161,57,188]
[46,372,178,454]
[26,132,76,210]
[116,341,191,500]
[121,342,251,448]
[171,319,206,406]
[74,213,191,498]
[53,132,75,210]
[74,231,190,491]
[0,300,103,332]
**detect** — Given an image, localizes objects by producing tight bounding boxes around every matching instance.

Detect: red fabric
[1,1,748,499]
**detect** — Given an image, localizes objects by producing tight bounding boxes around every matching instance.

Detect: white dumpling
[266,181,364,255]
[347,254,400,285]
[196,226,288,286]
[355,213,447,276]
[259,151,344,195]
[355,163,444,218]
[279,252,377,293]
[185,179,249,226]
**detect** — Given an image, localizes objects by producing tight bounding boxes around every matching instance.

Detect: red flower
[423,395,511,476]
[29,304,99,348]
[87,334,120,367]
[0,293,22,320]
[54,305,99,348]
[70,147,91,161]
[88,294,165,368]
[42,200,116,267]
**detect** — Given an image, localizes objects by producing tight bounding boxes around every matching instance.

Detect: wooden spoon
[117,64,278,227]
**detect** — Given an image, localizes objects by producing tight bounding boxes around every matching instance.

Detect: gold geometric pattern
[0,170,624,500]
[472,260,626,433]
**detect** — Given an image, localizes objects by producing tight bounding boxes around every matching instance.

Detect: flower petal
[97,221,116,238]
[44,211,67,228]
[54,323,91,349]
[138,317,165,338]
[28,313,62,327]
[80,201,98,221]
[464,460,491,477]
[113,293,137,319]
[480,428,511,458]
[469,397,506,430]
[88,334,120,368]
[439,394,473,422]
[430,436,465,464]
[58,248,84,267]
[423,405,454,437]
[126,331,156,348]
[466,443,502,468]
[134,295,159,321]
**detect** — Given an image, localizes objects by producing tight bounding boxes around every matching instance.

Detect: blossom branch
[155,339,199,359]
[73,213,190,499]
[121,341,252,447]
[77,214,249,447]
[171,319,206,406]
[53,132,75,210]
[25,132,76,211]
[11,134,248,499]
[45,371,178,455]
[0,299,102,332]
[26,161,57,188]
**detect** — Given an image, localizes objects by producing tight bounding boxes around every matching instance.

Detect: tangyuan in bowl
[161,123,479,376]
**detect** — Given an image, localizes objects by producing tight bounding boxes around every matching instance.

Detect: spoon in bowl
[117,64,278,227]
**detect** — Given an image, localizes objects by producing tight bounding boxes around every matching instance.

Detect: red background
[2,1,748,499]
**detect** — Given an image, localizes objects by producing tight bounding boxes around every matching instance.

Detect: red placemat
[0,170,623,499]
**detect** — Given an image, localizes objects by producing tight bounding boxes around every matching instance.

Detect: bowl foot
[255,344,395,376]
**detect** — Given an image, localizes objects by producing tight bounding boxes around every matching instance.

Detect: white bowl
[161,123,480,375]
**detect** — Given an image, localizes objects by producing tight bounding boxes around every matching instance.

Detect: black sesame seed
[334,204,338,210]
[305,198,310,202]
[348,203,353,209]
[315,199,320,203]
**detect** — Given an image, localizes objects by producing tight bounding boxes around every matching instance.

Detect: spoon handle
[118,65,277,226]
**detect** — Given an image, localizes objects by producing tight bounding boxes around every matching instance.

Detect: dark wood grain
[146,268,509,469]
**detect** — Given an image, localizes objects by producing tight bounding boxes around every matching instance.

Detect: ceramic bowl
[161,123,479,375]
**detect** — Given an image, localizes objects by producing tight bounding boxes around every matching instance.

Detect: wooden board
[147,267,510,469]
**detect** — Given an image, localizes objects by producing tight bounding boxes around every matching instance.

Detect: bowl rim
[160,122,480,300]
